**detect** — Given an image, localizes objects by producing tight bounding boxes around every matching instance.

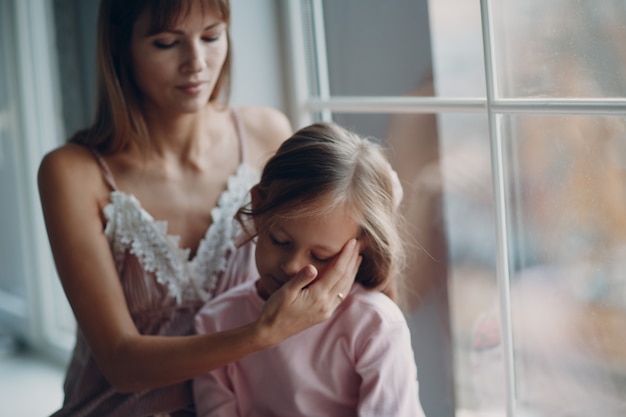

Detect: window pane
[324,111,501,416]
[0,0,28,300]
[437,113,502,416]
[501,114,626,416]
[304,0,485,99]
[492,0,626,98]
[306,0,435,98]
[429,0,486,97]
[52,0,98,135]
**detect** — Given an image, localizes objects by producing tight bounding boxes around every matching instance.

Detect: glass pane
[303,0,435,98]
[304,0,485,99]
[429,0,486,97]
[437,113,502,416]
[52,0,98,135]
[0,0,28,299]
[502,114,626,416]
[492,0,626,98]
[322,112,501,417]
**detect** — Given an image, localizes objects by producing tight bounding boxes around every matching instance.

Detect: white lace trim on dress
[103,164,258,304]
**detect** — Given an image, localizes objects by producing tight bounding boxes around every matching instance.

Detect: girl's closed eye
[311,253,332,263]
[269,234,290,248]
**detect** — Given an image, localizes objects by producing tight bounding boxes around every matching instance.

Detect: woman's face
[129,2,228,116]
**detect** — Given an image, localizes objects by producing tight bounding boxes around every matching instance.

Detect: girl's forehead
[274,204,360,233]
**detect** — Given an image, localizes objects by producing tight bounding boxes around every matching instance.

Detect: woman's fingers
[314,238,360,296]
[336,255,361,301]
[257,265,323,346]
[280,265,318,295]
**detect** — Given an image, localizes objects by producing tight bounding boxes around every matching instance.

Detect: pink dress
[194,281,426,417]
[52,109,261,417]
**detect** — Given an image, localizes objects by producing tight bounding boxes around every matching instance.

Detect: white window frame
[283,1,626,416]
[0,0,73,362]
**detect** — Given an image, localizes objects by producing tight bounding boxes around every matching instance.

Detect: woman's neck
[141,106,214,163]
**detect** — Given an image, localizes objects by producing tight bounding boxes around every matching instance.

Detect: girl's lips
[266,274,289,292]
[268,275,285,287]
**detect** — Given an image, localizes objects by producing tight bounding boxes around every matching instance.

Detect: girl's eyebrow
[312,243,340,254]
[273,225,340,254]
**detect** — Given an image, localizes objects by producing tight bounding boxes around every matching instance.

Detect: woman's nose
[181,41,204,74]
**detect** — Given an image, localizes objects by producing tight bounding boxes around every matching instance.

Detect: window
[0,0,74,361]
[286,1,626,416]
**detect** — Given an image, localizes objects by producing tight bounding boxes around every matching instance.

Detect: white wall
[230,0,288,112]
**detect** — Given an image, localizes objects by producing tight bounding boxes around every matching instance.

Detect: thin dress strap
[230,107,248,164]
[90,149,119,191]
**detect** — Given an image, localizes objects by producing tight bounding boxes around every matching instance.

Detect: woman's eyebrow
[162,22,224,35]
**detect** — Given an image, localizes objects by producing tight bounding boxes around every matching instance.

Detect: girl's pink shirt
[194,281,425,417]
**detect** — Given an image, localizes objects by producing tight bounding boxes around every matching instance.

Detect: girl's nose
[280,252,307,278]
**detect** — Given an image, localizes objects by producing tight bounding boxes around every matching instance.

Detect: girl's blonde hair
[238,122,405,301]
[70,0,232,153]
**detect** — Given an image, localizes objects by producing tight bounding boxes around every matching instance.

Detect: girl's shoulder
[343,285,408,328]
[234,106,293,169]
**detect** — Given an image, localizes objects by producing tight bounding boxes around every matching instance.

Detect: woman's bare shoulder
[40,142,96,168]
[38,143,104,197]
[236,106,293,169]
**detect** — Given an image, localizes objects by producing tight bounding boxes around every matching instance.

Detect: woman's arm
[38,144,359,393]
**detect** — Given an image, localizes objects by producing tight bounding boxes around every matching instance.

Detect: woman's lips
[177,82,205,95]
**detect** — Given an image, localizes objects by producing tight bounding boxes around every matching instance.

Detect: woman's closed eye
[153,39,178,49]
[152,31,222,49]
[203,30,224,42]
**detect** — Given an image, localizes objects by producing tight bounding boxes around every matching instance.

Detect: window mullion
[310,0,332,121]
[491,98,626,114]
[306,96,486,113]
[480,0,517,416]
[305,96,626,115]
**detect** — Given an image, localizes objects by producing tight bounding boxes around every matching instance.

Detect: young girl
[194,122,425,417]
[38,1,357,415]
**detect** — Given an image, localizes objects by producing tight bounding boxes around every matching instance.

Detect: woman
[38,1,357,415]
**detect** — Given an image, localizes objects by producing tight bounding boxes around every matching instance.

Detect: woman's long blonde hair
[71,0,232,153]
[238,122,405,301]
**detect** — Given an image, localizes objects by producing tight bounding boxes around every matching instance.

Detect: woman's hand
[256,239,361,347]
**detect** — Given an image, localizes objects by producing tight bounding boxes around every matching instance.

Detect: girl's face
[130,2,228,115]
[254,204,361,300]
